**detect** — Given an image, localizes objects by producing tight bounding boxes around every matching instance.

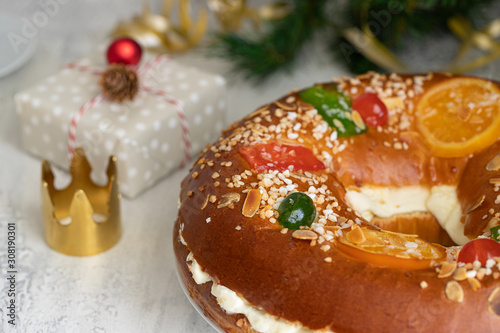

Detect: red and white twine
[67,94,106,159]
[65,55,192,167]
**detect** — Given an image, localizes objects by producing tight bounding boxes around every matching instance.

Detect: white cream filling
[345,185,469,245]
[345,186,429,221]
[184,247,328,333]
[427,186,469,245]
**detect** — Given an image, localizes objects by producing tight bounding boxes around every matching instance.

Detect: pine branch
[210,0,498,79]
[330,36,382,75]
[210,0,328,82]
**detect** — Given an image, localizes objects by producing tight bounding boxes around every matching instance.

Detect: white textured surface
[1,0,500,332]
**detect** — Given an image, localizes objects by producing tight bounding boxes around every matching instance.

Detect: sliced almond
[483,216,500,233]
[445,281,464,303]
[346,225,366,245]
[248,104,270,118]
[467,195,486,214]
[290,172,312,181]
[333,119,345,133]
[488,287,500,316]
[218,193,241,208]
[274,100,297,111]
[490,178,500,185]
[338,216,348,224]
[453,267,467,281]
[323,225,341,232]
[201,195,209,210]
[242,189,261,218]
[352,110,366,130]
[438,262,457,278]
[251,128,263,136]
[292,230,318,240]
[487,154,500,171]
[381,96,404,110]
[362,230,386,245]
[467,277,481,291]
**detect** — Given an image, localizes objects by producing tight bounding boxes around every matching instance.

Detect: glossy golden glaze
[175,73,500,332]
[459,141,500,238]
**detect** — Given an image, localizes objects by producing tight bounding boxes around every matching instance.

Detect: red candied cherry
[457,238,500,265]
[352,92,388,127]
[239,142,325,172]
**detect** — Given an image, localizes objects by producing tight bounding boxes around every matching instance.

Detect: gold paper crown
[41,148,122,256]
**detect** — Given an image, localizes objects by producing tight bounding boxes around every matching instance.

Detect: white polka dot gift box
[14,51,226,198]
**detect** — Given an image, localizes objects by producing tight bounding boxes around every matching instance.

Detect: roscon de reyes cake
[175,72,500,333]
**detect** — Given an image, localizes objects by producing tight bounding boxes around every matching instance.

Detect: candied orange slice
[416,77,500,158]
[337,226,446,269]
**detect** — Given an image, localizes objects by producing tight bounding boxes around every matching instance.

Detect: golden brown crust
[174,221,258,333]
[174,73,500,332]
[332,73,468,188]
[458,140,500,238]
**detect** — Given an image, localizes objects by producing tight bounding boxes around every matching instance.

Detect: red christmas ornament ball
[106,38,142,66]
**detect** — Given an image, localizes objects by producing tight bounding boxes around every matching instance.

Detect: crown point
[41,180,56,211]
[70,148,92,179]
[42,160,55,188]
[42,159,52,174]
[41,148,122,256]
[107,155,118,179]
[41,160,58,199]
[69,189,94,219]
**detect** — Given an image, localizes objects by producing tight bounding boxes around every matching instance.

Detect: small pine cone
[99,64,139,102]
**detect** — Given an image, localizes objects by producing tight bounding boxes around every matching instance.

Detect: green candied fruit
[491,225,500,241]
[298,85,367,137]
[277,192,316,230]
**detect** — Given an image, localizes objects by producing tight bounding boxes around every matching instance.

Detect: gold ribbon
[341,26,408,73]
[207,0,259,32]
[111,0,289,52]
[447,16,500,74]
[340,13,500,74]
[111,0,207,53]
[207,0,290,32]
